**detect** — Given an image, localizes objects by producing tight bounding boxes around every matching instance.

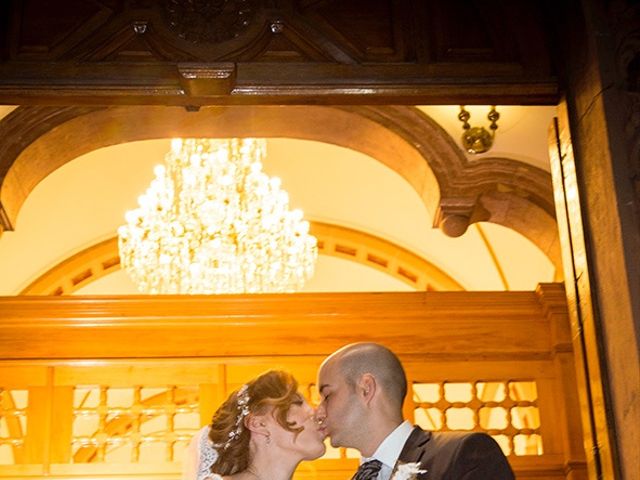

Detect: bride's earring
[266,432,271,445]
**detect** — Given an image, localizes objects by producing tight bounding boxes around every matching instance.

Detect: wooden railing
[0,284,586,479]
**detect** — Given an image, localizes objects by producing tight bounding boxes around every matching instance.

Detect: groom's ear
[359,373,377,405]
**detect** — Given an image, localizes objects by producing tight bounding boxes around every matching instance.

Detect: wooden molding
[549,103,618,480]
[0,286,563,360]
[0,1,558,105]
[20,222,463,295]
[177,63,237,96]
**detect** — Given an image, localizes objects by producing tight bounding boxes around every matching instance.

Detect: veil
[182,425,222,480]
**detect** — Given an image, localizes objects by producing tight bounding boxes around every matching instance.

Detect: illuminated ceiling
[0,105,557,295]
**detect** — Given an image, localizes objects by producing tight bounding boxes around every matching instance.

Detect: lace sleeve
[182,426,221,480]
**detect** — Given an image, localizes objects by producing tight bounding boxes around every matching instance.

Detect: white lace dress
[182,426,223,480]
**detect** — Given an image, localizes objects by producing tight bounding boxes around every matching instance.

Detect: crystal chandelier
[118,138,318,294]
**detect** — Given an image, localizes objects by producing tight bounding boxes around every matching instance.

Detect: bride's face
[270,394,326,460]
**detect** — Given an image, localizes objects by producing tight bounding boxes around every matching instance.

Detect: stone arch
[0,105,561,277]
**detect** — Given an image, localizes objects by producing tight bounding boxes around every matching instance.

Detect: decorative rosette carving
[164,0,256,44]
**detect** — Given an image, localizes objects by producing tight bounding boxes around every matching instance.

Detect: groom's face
[316,361,363,449]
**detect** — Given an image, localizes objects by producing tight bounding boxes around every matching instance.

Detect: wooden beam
[0,288,562,360]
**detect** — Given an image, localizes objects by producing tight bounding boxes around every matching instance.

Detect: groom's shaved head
[323,342,407,410]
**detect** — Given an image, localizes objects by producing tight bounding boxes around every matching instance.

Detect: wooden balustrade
[0,284,586,479]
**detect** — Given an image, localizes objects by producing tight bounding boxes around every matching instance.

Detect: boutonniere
[391,461,427,480]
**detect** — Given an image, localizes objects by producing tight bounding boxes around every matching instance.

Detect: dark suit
[391,427,515,480]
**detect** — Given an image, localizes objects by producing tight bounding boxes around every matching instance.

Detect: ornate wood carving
[0,0,558,104]
[164,0,256,44]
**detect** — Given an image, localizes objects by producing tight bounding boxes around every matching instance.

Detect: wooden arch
[21,222,463,295]
[0,105,561,276]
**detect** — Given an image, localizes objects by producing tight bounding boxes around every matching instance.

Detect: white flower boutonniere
[391,461,427,480]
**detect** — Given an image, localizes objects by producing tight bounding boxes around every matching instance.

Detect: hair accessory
[215,384,251,451]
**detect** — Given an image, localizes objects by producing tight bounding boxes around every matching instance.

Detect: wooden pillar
[198,364,227,427]
[537,284,587,480]
[49,386,74,464]
[552,0,640,477]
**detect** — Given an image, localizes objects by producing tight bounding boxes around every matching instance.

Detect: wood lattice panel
[412,380,542,456]
[70,385,200,464]
[0,389,28,465]
[0,364,545,470]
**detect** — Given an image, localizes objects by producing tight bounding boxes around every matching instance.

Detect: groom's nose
[314,403,326,422]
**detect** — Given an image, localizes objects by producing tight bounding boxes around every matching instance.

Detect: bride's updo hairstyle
[208,370,303,475]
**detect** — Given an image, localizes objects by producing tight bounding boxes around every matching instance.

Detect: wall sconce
[458,105,500,154]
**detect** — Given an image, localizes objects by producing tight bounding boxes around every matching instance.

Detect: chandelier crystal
[118,138,318,294]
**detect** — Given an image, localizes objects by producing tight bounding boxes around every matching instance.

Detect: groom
[315,343,514,480]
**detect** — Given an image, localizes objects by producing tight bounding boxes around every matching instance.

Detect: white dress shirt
[359,420,413,480]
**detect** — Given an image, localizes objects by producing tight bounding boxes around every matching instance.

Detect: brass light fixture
[458,105,500,154]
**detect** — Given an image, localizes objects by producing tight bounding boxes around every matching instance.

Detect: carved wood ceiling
[0,0,558,105]
[0,1,561,294]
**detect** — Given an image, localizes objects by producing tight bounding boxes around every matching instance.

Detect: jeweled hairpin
[215,384,250,451]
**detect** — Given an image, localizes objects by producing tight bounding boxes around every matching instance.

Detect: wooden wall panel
[0,0,558,104]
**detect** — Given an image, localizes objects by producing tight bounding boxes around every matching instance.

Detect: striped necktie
[352,459,383,480]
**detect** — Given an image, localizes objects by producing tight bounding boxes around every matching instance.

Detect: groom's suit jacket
[391,427,515,480]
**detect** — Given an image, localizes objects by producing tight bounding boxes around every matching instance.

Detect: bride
[183,370,326,480]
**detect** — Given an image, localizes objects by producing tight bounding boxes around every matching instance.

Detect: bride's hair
[208,370,303,475]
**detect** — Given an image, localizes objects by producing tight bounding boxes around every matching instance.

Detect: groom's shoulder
[416,429,505,459]
[414,427,501,451]
[426,430,473,454]
[418,431,514,479]
[431,430,494,442]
